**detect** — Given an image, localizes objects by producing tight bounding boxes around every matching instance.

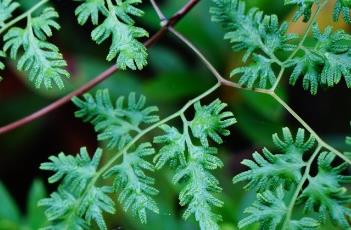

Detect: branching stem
[282,144,322,229]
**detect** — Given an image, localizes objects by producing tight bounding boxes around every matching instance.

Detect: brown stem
[0,0,200,135]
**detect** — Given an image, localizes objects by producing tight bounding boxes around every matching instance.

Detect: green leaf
[27,180,48,229]
[298,151,351,229]
[231,54,276,89]
[284,0,315,22]
[173,145,224,230]
[0,182,20,223]
[72,89,159,150]
[233,128,315,191]
[333,0,351,24]
[286,24,351,94]
[40,147,102,194]
[75,0,107,25]
[75,0,149,70]
[3,7,70,89]
[153,124,186,169]
[211,0,296,62]
[103,143,159,224]
[0,0,20,27]
[190,99,236,147]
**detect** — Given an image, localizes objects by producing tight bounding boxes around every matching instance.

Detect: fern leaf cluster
[285,0,351,23]
[2,6,69,89]
[154,99,236,230]
[74,0,148,70]
[210,0,297,89]
[286,24,351,94]
[0,0,19,28]
[72,89,159,150]
[39,148,115,230]
[103,143,159,223]
[234,127,351,229]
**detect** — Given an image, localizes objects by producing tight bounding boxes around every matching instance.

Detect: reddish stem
[0,0,199,135]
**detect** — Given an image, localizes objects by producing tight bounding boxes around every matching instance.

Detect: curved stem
[0,0,49,35]
[282,144,322,229]
[0,0,200,136]
[169,28,351,165]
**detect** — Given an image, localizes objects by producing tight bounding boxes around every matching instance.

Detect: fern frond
[40,148,115,230]
[238,185,319,230]
[284,0,315,22]
[39,188,89,230]
[78,186,115,230]
[75,0,108,25]
[153,98,236,230]
[173,145,224,230]
[210,0,296,62]
[40,147,102,194]
[333,0,351,24]
[233,128,315,191]
[153,124,186,169]
[0,0,19,27]
[231,54,276,89]
[74,0,148,70]
[190,99,236,147]
[103,143,159,224]
[298,151,351,228]
[286,24,351,94]
[72,89,159,150]
[3,7,69,89]
[31,7,61,40]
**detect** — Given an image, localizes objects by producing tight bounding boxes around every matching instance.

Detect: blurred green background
[0,0,351,229]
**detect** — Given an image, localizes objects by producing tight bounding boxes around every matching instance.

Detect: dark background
[0,0,350,229]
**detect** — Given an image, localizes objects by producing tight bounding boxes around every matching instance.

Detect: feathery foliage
[234,127,351,229]
[286,24,351,94]
[39,148,115,230]
[153,98,236,230]
[3,7,69,89]
[0,0,19,28]
[284,0,351,24]
[72,89,159,150]
[238,185,320,230]
[103,143,159,224]
[210,0,296,89]
[74,0,148,70]
[233,128,315,191]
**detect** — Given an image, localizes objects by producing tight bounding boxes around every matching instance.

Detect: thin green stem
[285,0,327,62]
[0,0,49,35]
[282,144,322,230]
[169,27,351,166]
[271,67,286,91]
[271,92,351,165]
[91,82,221,185]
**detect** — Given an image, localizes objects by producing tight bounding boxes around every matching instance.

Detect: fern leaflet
[0,0,19,28]
[3,7,70,89]
[234,127,351,229]
[74,0,148,70]
[72,89,159,150]
[286,24,351,94]
[154,99,236,230]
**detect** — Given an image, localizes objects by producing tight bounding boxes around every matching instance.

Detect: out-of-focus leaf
[143,72,212,102]
[240,88,286,121]
[149,46,187,72]
[233,106,283,146]
[26,180,47,229]
[0,182,20,224]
